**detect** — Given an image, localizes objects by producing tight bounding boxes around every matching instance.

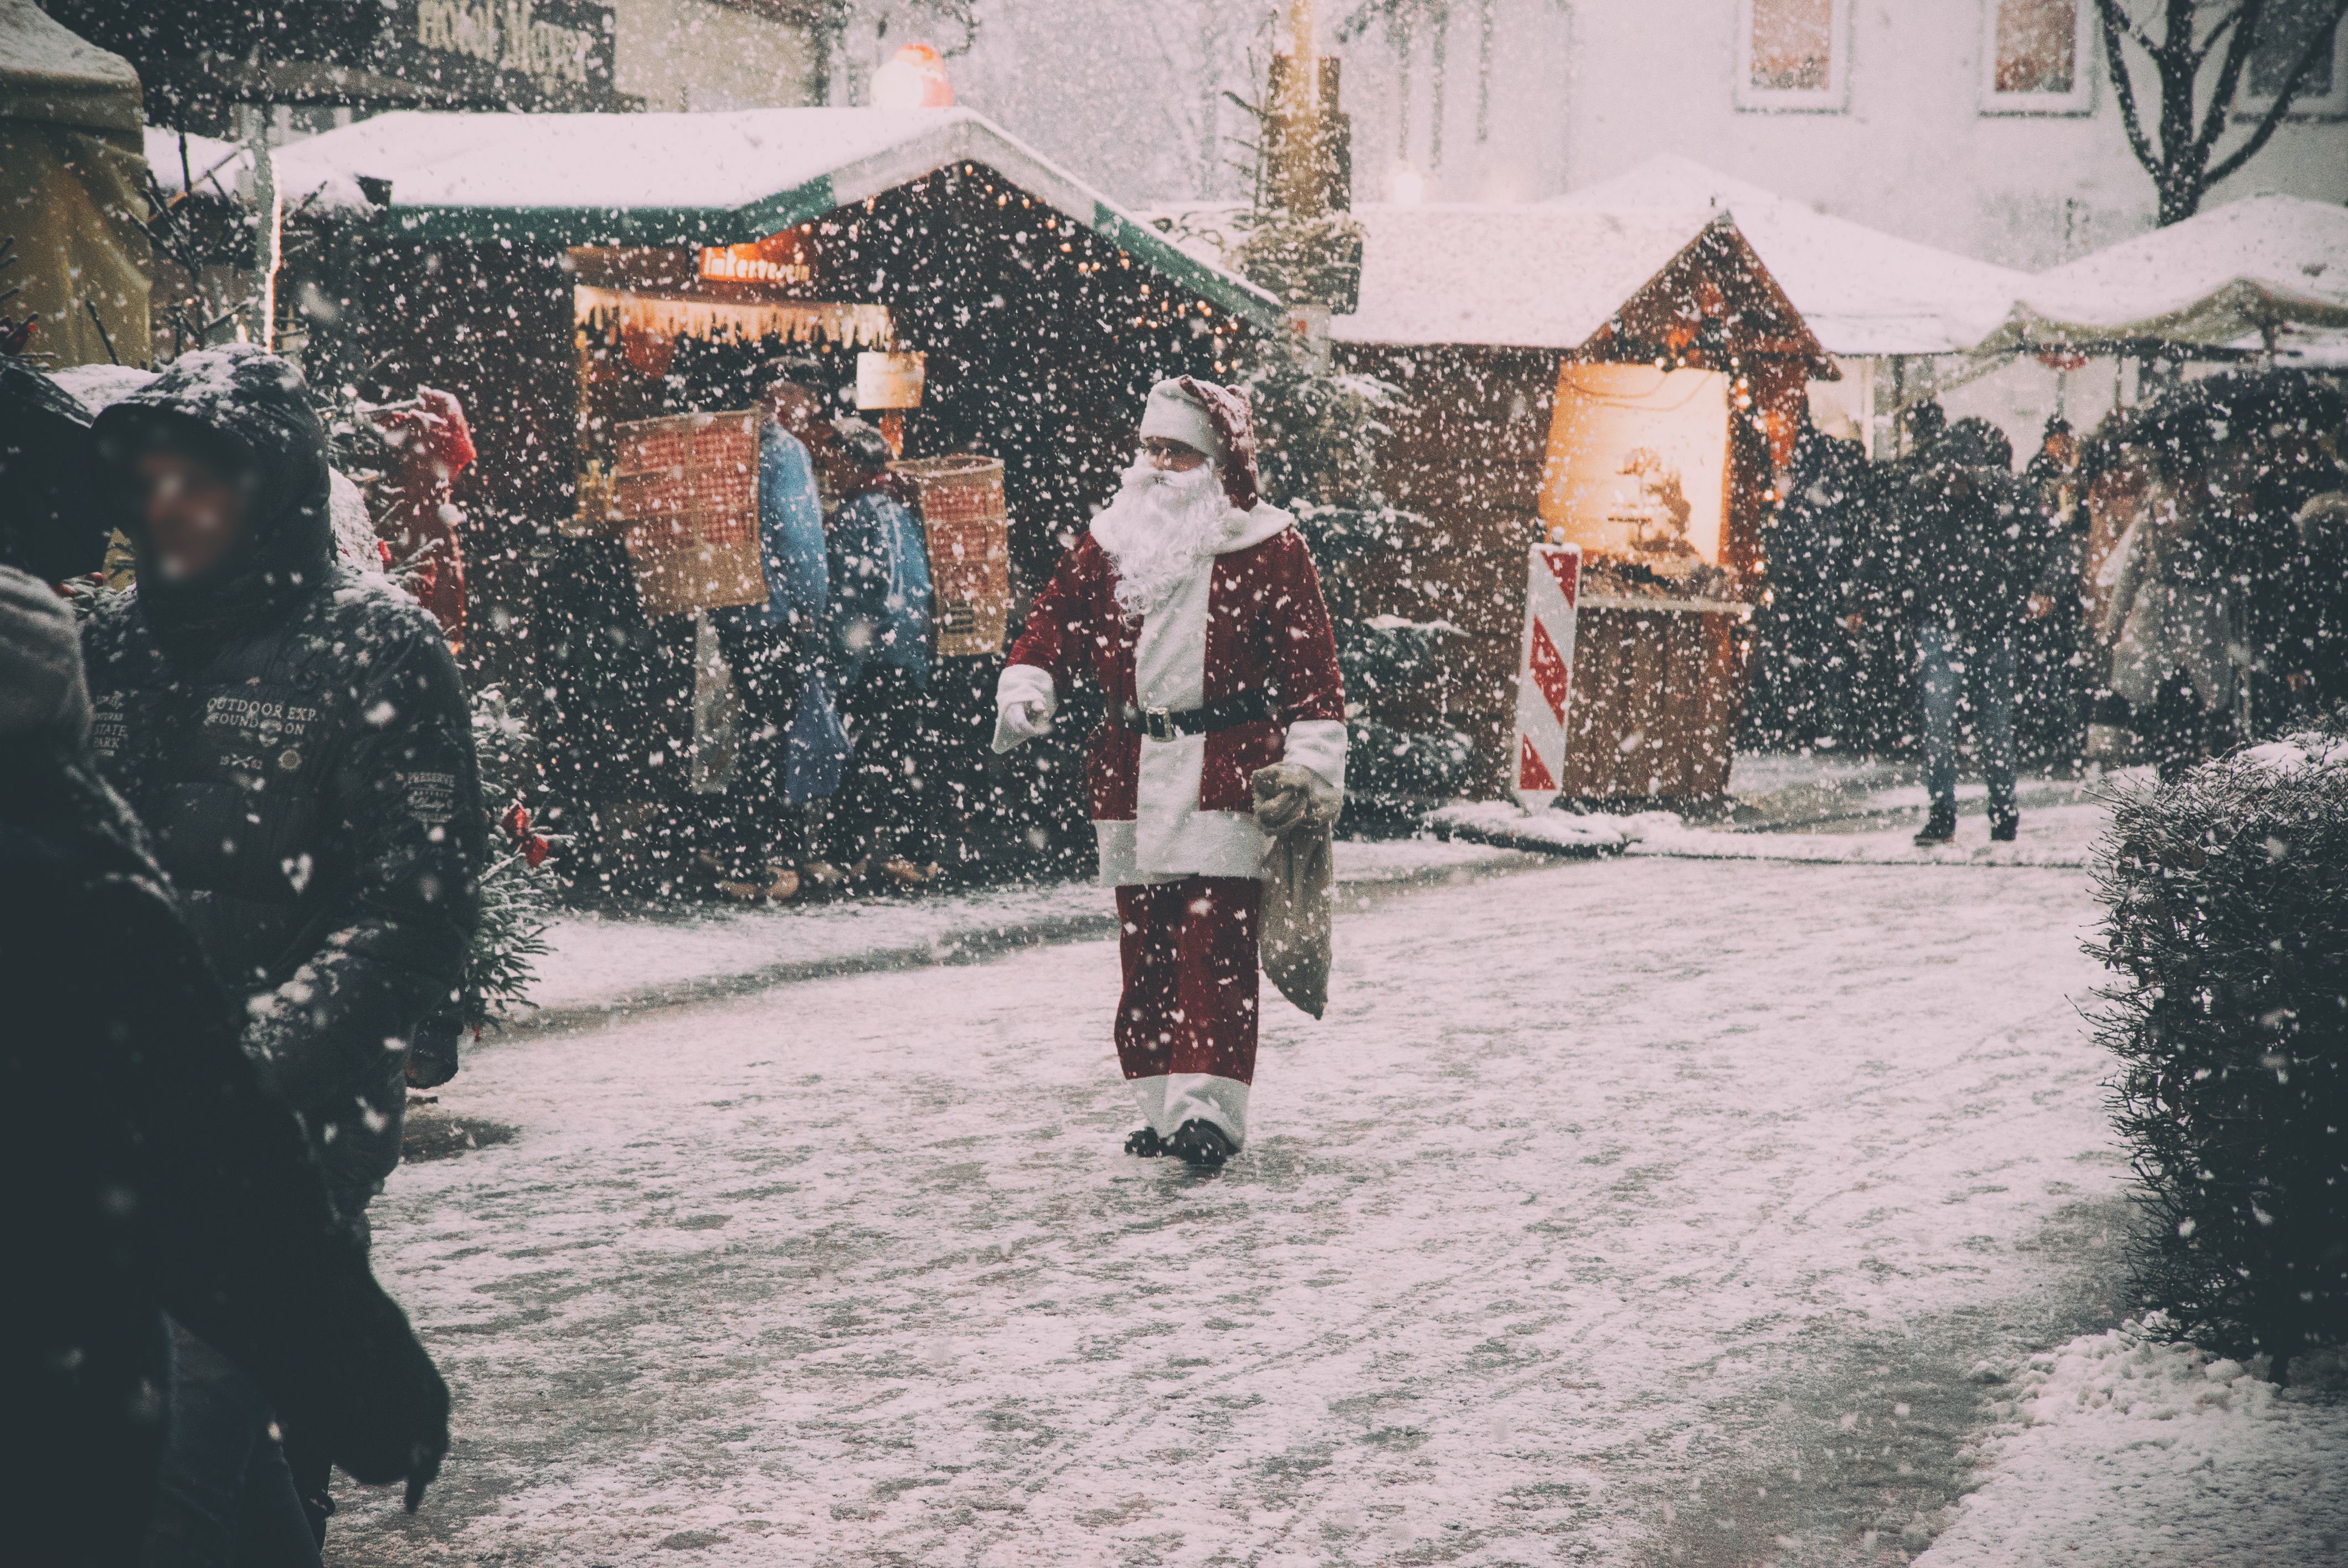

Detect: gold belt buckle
[1144,705,1175,741]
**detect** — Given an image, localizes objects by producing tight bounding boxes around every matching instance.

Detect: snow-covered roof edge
[1976,194,2348,352]
[285,109,1280,328]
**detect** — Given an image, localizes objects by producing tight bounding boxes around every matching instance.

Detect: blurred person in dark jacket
[81,345,481,1546]
[0,362,448,1567]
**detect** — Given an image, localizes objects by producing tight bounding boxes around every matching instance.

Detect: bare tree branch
[2195,0,2272,152]
[2098,0,2166,176]
[2191,1,2257,67]
[2206,0,2348,183]
[2099,0,2166,55]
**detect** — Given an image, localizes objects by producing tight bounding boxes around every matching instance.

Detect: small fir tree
[1235,230,1476,825]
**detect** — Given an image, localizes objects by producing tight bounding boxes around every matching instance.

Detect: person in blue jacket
[818,419,939,888]
[703,376,832,901]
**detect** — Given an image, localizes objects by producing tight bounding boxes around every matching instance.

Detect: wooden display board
[610,410,766,620]
[892,453,1011,658]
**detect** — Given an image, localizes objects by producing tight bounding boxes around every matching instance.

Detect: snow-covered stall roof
[0,0,141,134]
[269,107,1278,325]
[1144,202,1823,359]
[1332,204,1742,350]
[1981,194,2348,353]
[1550,155,2028,357]
[143,125,248,198]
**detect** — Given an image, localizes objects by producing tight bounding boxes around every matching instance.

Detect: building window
[1736,0,1851,111]
[1981,0,2093,115]
[2239,0,2348,118]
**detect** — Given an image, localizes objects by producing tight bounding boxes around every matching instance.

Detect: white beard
[1092,461,1232,622]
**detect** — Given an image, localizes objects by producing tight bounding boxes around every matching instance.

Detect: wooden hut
[1324,203,1830,804]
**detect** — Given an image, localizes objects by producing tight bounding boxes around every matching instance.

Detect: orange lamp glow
[871,44,953,110]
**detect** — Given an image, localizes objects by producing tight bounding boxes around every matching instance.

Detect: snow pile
[2234,728,2348,775]
[1629,806,2102,869]
[1337,204,1724,349]
[1427,792,2107,867]
[1919,1320,2348,1567]
[1424,798,1650,854]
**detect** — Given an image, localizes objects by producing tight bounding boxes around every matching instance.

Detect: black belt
[1118,690,1271,742]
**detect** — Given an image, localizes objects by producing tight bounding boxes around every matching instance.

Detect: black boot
[1166,1118,1234,1170]
[1913,802,1957,845]
[1124,1126,1165,1157]
[1989,810,2019,842]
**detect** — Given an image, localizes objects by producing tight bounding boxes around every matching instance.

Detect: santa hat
[1137,376,1261,511]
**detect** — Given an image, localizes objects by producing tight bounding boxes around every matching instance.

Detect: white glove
[992,698,1053,752]
[1250,761,1344,838]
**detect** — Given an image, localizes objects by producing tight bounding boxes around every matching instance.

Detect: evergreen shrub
[2090,726,2348,1357]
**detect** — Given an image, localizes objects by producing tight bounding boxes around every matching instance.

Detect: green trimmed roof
[272,106,1278,325]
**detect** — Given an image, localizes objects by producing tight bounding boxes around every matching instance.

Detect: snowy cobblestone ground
[327,837,2213,1567]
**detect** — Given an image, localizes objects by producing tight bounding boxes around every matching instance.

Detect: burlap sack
[1253,763,1344,1019]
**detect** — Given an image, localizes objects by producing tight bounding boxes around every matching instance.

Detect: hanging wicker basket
[609,410,766,620]
[891,453,1011,658]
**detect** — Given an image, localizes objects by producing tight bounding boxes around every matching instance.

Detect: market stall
[273,106,1278,885]
[1310,203,1830,804]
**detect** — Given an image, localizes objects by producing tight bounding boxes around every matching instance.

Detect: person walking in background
[1853,412,2043,844]
[818,417,939,888]
[81,344,482,1547]
[700,374,834,902]
[1755,422,1871,749]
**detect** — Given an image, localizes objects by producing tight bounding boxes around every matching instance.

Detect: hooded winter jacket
[81,346,483,1216]
[1875,436,2047,642]
[0,568,450,1562]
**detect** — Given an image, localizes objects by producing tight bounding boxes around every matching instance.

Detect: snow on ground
[526,837,1534,1019]
[1430,770,2118,870]
[1919,1325,2348,1568]
[344,850,2143,1566]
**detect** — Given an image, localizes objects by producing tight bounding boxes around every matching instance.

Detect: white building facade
[869,0,2346,271]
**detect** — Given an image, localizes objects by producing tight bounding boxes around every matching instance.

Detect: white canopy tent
[1975,193,2348,359]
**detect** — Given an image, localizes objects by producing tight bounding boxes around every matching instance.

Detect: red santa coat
[997,502,1347,885]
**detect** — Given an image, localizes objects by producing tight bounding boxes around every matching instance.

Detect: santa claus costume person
[993,377,1346,1169]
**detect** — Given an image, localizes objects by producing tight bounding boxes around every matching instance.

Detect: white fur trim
[1214,501,1292,554]
[1095,813,1263,886]
[1129,1074,1171,1134]
[1138,380,1219,460]
[1281,717,1348,795]
[1159,1072,1250,1147]
[991,662,1058,753]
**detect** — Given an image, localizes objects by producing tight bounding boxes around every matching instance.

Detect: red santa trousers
[1115,875,1260,1147]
